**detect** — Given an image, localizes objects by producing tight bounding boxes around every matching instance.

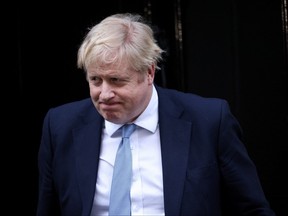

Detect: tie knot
[122,124,136,138]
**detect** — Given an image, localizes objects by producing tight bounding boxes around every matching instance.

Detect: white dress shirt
[90,85,165,216]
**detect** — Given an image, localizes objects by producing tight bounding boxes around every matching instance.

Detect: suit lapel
[73,111,104,216]
[157,87,192,215]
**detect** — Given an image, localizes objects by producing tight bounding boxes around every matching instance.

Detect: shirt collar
[105,85,159,136]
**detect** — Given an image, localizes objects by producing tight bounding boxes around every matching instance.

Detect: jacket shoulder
[156,85,228,110]
[43,98,100,127]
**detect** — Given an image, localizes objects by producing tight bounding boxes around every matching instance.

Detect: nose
[99,82,115,101]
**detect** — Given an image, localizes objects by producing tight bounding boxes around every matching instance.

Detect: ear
[147,64,155,84]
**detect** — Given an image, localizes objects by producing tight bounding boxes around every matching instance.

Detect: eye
[89,76,102,85]
[110,77,121,83]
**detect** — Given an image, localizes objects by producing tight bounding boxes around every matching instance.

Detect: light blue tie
[109,124,136,216]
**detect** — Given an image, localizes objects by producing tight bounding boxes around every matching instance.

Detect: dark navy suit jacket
[37,86,275,216]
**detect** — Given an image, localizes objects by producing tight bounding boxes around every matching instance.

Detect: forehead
[87,63,135,78]
[88,61,130,72]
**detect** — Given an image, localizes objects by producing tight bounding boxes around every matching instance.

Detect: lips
[99,102,121,110]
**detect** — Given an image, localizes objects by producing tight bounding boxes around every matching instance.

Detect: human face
[86,63,155,124]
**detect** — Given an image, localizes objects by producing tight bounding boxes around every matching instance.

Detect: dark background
[7,0,288,215]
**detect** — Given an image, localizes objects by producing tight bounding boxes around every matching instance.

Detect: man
[37,13,275,215]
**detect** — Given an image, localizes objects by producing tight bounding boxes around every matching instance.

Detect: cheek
[89,86,100,99]
[131,89,146,104]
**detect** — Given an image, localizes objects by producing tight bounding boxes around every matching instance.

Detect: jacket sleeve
[218,100,275,215]
[37,109,61,216]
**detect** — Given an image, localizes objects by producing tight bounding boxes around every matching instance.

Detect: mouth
[99,102,121,110]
